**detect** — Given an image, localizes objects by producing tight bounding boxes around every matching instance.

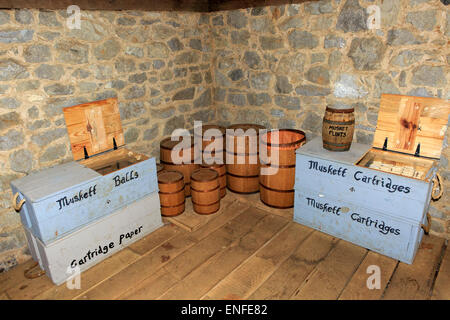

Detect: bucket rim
[261,129,306,149]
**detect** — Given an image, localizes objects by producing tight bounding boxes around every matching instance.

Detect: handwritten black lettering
[113,170,139,187]
[56,185,97,210]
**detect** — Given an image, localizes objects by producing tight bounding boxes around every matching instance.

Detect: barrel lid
[373,94,450,159]
[63,98,124,161]
[158,170,184,184]
[191,168,218,182]
[160,136,196,150]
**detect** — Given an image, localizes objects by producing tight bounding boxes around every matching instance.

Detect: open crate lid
[63,98,125,161]
[373,94,450,159]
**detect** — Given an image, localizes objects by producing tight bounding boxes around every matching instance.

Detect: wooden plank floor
[0,193,448,300]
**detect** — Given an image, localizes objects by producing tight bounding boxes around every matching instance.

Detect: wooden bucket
[260,129,306,209]
[190,168,220,215]
[226,123,265,194]
[158,170,185,217]
[322,107,355,151]
[201,163,226,198]
[160,136,200,197]
[194,124,226,164]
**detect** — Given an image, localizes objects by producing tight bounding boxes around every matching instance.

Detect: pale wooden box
[294,95,450,264]
[24,192,162,285]
[10,98,159,244]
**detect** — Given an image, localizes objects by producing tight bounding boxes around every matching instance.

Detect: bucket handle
[24,261,46,279]
[12,193,26,212]
[431,173,443,201]
[421,212,432,235]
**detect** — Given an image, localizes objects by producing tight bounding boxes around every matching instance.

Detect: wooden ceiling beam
[0,0,318,12]
[208,0,316,11]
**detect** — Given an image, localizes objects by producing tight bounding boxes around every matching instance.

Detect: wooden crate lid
[373,94,450,159]
[63,98,124,161]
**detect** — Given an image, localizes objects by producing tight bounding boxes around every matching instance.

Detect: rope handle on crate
[431,173,443,201]
[421,173,444,235]
[24,262,46,279]
[12,193,26,212]
[421,212,432,235]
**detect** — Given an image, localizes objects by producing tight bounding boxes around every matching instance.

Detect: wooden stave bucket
[190,168,220,215]
[322,107,355,152]
[225,123,265,194]
[194,124,226,164]
[201,163,226,198]
[160,136,200,197]
[158,170,185,217]
[259,129,306,209]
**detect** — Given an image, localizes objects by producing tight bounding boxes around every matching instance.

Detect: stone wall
[210,0,450,237]
[0,0,449,272]
[0,9,214,272]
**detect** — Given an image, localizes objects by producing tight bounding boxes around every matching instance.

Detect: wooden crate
[10,98,159,244]
[24,192,162,285]
[294,94,450,264]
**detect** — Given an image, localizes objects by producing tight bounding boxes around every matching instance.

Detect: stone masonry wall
[0,0,449,272]
[0,9,214,272]
[210,0,450,238]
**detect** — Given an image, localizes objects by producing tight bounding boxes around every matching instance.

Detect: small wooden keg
[194,124,226,164]
[322,107,355,151]
[226,123,265,194]
[190,168,220,215]
[260,129,306,209]
[201,163,226,198]
[158,170,185,217]
[160,136,200,197]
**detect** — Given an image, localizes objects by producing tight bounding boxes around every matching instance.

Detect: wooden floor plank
[34,248,140,300]
[6,267,55,300]
[432,244,450,300]
[158,212,289,300]
[119,268,179,300]
[338,251,398,300]
[382,235,445,300]
[76,200,250,300]
[165,195,236,232]
[291,240,367,300]
[119,206,267,300]
[203,222,313,300]
[0,259,37,294]
[0,292,9,300]
[128,223,181,255]
[163,207,268,281]
[248,231,338,300]
[231,191,293,220]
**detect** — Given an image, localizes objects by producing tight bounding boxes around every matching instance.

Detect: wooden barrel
[160,136,200,197]
[190,168,220,215]
[158,170,185,217]
[322,107,355,151]
[260,129,306,209]
[226,123,265,194]
[201,163,226,198]
[194,124,226,164]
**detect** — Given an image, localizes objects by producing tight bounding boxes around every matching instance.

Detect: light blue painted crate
[293,137,436,264]
[10,157,158,245]
[24,192,163,285]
